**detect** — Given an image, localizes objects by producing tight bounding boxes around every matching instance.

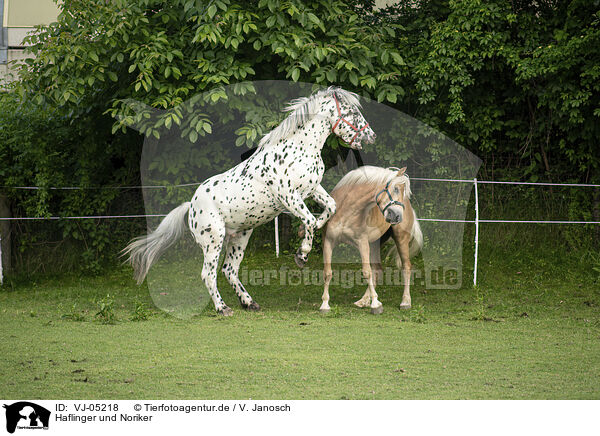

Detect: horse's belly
[225,198,282,231]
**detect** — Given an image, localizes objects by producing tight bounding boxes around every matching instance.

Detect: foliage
[95,294,116,324]
[16,0,404,140]
[1,0,405,271]
[130,298,152,321]
[373,0,600,184]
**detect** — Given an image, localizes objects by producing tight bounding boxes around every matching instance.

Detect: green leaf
[208,4,217,18]
[391,52,404,66]
[326,69,336,82]
[307,13,320,25]
[291,68,300,82]
[349,72,358,86]
[381,50,389,65]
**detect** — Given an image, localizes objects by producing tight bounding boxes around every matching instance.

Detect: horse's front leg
[393,229,413,310]
[280,190,317,268]
[311,185,336,229]
[392,226,412,309]
[358,237,383,315]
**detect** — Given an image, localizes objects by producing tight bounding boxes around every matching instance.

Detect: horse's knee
[304,216,317,231]
[327,198,336,216]
[221,263,236,281]
[324,268,333,282]
[361,268,372,281]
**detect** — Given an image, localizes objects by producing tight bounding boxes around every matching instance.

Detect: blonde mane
[257,86,361,150]
[334,165,412,199]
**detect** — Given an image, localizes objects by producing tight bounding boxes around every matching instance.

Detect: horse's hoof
[243,301,261,312]
[400,304,412,310]
[217,306,233,317]
[354,299,370,308]
[319,308,330,314]
[294,249,307,268]
[370,305,384,315]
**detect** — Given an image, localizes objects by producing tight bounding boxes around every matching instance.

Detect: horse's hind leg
[370,239,384,285]
[222,230,260,311]
[194,219,232,316]
[393,228,412,310]
[320,235,334,313]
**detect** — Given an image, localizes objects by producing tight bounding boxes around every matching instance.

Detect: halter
[375,179,405,215]
[331,94,369,146]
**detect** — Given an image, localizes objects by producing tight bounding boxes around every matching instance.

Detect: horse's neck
[287,114,331,155]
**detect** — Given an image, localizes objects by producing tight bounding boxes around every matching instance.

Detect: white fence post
[274,216,279,258]
[473,178,479,287]
[0,231,3,285]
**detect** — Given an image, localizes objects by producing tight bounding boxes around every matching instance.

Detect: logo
[3,402,50,434]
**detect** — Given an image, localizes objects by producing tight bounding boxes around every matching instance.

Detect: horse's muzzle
[384,208,403,225]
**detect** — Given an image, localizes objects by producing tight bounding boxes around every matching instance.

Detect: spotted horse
[123,87,376,316]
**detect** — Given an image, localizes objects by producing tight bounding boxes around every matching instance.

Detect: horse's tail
[122,202,191,284]
[409,209,423,258]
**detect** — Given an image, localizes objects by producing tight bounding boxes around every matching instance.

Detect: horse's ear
[396,167,407,177]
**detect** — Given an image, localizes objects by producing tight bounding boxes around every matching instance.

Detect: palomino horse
[320,166,423,314]
[124,87,376,316]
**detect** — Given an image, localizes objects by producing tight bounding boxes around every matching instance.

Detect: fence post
[0,232,3,285]
[473,178,479,287]
[274,216,280,258]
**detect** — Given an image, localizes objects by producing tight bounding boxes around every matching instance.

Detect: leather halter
[375,179,405,215]
[331,94,369,146]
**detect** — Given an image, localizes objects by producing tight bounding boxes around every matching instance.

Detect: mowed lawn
[1,244,599,399]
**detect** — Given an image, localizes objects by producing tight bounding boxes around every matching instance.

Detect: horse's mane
[334,166,412,199]
[257,86,361,150]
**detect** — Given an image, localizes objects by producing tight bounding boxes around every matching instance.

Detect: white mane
[334,165,412,199]
[257,86,361,149]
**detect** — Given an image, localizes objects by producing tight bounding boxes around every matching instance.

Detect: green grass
[1,239,599,399]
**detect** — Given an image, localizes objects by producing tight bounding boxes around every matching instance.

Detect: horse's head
[376,167,409,225]
[329,91,376,150]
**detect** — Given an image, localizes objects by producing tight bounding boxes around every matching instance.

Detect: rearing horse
[124,87,376,316]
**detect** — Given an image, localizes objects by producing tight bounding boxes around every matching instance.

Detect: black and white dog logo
[3,402,50,433]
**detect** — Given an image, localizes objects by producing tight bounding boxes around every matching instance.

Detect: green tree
[373,0,600,183]
[1,0,405,270]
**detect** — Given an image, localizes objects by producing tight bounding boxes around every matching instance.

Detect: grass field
[1,236,599,399]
